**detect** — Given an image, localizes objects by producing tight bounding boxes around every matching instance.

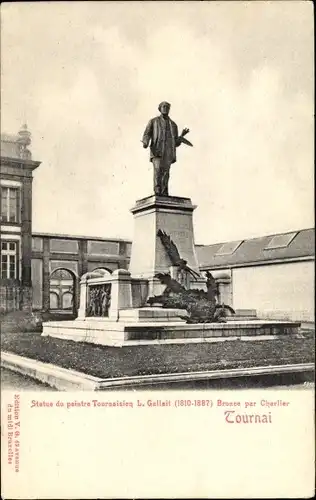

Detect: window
[1,187,19,223]
[1,241,18,279]
[50,292,59,309]
[264,232,297,250]
[215,240,243,256]
[62,292,73,310]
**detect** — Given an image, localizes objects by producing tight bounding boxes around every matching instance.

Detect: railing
[0,285,27,313]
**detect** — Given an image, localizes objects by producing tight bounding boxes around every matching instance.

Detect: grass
[1,331,315,379]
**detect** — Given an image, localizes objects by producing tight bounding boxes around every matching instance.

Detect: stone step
[118,307,188,323]
[234,309,257,317]
[42,318,301,347]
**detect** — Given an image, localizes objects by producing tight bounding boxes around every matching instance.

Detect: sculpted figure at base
[148,272,235,324]
[157,229,200,287]
[87,284,111,317]
[142,101,193,196]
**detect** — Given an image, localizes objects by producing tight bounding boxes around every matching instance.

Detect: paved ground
[108,374,315,391]
[1,367,313,391]
[1,367,56,391]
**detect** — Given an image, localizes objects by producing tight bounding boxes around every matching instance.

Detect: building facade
[1,126,41,312]
[196,229,315,322]
[31,232,131,314]
[1,128,131,315]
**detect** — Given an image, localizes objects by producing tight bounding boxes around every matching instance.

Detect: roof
[32,231,132,244]
[196,228,315,270]
[1,127,33,161]
[1,135,20,159]
[1,133,18,142]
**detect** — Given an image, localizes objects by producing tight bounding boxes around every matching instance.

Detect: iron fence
[0,285,27,313]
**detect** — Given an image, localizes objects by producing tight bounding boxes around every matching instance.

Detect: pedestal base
[42,315,301,348]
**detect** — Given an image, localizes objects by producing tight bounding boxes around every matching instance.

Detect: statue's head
[154,272,171,284]
[158,101,171,116]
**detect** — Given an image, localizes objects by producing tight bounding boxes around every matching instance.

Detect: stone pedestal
[77,277,88,319]
[217,277,232,306]
[108,269,133,320]
[129,195,201,280]
[42,318,301,347]
[211,270,233,306]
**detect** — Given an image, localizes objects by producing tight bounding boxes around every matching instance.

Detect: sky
[1,1,314,245]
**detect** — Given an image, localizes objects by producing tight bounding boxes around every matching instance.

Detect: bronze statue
[101,287,111,316]
[149,271,235,324]
[157,229,200,285]
[87,288,97,316]
[142,102,193,196]
[87,284,111,317]
[154,272,186,295]
[205,271,220,303]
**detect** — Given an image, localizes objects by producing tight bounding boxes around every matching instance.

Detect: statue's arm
[142,119,153,148]
[175,124,190,147]
[174,124,182,147]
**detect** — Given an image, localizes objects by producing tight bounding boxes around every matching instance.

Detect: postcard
[1,1,314,498]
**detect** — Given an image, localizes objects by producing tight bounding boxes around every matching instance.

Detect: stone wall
[232,261,314,322]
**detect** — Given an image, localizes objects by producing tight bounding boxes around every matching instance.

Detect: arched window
[62,291,73,310]
[49,292,59,310]
[49,268,77,313]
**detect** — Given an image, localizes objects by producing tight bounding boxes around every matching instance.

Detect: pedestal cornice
[130,195,197,215]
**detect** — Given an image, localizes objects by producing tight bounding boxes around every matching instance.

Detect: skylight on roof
[264,232,297,250]
[215,240,243,256]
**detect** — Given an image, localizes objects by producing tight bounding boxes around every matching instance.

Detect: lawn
[1,331,314,379]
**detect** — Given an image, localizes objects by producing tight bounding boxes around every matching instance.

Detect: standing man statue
[142,101,193,196]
